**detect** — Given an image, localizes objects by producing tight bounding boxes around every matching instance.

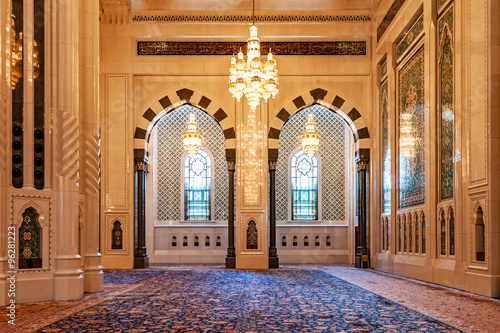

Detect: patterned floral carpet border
[31,269,460,333]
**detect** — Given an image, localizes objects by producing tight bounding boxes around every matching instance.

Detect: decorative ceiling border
[136,40,367,56]
[377,0,407,42]
[131,14,372,23]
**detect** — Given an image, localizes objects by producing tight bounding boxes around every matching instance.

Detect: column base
[269,256,279,268]
[225,257,236,268]
[54,256,84,301]
[134,256,149,269]
[355,249,370,268]
[84,254,104,293]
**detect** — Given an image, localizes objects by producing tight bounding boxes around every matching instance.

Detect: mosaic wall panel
[381,61,388,79]
[156,105,228,221]
[276,105,348,221]
[398,46,425,208]
[438,0,449,10]
[397,15,424,59]
[439,6,454,200]
[381,80,391,213]
[19,207,41,260]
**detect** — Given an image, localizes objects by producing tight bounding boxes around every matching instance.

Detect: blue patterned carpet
[36,269,460,332]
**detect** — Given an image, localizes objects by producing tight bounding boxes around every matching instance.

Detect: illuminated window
[184,150,212,220]
[205,236,210,247]
[290,149,318,220]
[282,236,287,247]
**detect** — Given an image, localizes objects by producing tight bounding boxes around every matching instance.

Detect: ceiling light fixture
[228,0,279,111]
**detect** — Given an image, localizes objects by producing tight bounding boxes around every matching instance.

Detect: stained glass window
[291,149,318,220]
[184,150,211,220]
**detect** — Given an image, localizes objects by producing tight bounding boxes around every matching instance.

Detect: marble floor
[1,265,499,332]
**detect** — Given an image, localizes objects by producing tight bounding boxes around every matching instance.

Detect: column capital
[227,160,236,171]
[268,161,277,171]
[357,159,369,171]
[135,159,149,172]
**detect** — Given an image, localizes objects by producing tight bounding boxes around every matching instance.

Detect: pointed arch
[133,88,236,161]
[268,88,370,160]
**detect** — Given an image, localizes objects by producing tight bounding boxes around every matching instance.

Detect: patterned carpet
[30,269,460,333]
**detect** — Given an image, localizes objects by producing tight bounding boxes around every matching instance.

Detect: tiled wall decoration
[132,14,372,23]
[377,0,408,42]
[19,207,41,266]
[156,105,228,221]
[439,6,454,201]
[397,15,424,59]
[276,105,348,221]
[137,40,367,56]
[381,80,391,213]
[398,46,426,208]
[438,0,449,11]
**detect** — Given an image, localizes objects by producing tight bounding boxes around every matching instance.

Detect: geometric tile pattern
[398,46,426,208]
[439,6,454,201]
[276,105,347,221]
[397,15,424,59]
[381,80,391,213]
[156,105,228,221]
[35,269,462,333]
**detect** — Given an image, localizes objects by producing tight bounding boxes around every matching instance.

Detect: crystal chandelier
[301,113,320,157]
[182,111,202,157]
[228,1,279,111]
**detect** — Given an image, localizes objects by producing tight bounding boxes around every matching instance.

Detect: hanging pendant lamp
[301,113,320,157]
[182,109,203,157]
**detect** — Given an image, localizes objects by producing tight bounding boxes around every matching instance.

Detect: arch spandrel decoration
[267,88,370,160]
[133,88,236,162]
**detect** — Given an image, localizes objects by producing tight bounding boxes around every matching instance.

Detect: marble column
[53,0,84,301]
[355,149,370,268]
[225,159,236,268]
[80,0,103,293]
[268,159,279,268]
[134,158,149,268]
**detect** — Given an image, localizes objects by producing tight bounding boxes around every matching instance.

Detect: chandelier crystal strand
[182,112,202,157]
[228,25,279,111]
[301,113,320,157]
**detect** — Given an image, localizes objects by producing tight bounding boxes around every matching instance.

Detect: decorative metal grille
[276,104,347,221]
[156,105,227,221]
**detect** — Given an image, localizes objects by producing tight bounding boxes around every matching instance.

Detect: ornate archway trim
[133,88,235,161]
[268,88,370,157]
